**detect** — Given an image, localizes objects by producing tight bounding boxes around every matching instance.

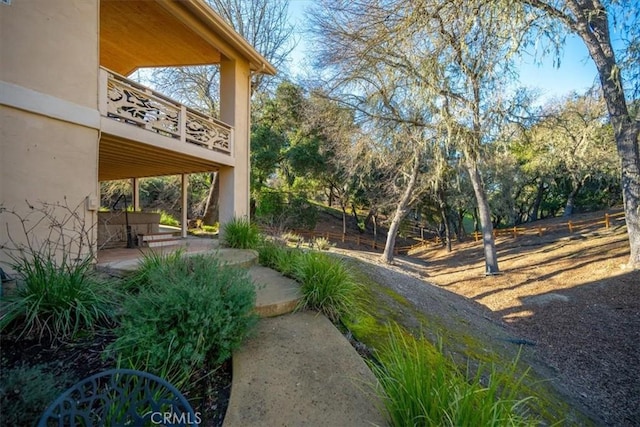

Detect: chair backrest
[38,368,198,427]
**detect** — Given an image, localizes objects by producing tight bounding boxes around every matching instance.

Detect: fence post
[537,227,542,237]
[605,213,610,229]
[513,226,517,239]
[356,236,360,246]
[568,221,573,233]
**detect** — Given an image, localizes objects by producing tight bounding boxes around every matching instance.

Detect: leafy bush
[108,254,257,390]
[159,211,180,227]
[288,196,318,230]
[255,191,286,222]
[294,252,359,322]
[372,328,536,427]
[222,217,261,249]
[0,253,116,340]
[0,362,75,426]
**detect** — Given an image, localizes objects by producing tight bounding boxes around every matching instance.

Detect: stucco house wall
[0,0,100,263]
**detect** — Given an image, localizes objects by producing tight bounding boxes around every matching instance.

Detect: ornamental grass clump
[372,327,537,427]
[222,217,261,249]
[294,252,359,323]
[121,248,185,293]
[0,252,116,341]
[108,254,257,390]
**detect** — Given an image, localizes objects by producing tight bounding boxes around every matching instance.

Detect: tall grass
[372,327,537,427]
[222,217,261,249]
[121,249,185,293]
[294,252,360,323]
[0,252,116,340]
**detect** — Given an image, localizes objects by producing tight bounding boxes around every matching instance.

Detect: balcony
[97,67,236,181]
[99,67,233,155]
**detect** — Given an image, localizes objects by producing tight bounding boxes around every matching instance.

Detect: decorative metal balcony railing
[99,68,232,155]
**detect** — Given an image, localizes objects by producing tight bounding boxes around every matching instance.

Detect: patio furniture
[38,369,198,427]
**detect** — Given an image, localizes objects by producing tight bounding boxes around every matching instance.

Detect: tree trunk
[465,157,500,274]
[340,202,348,236]
[440,204,452,252]
[563,178,582,218]
[381,153,421,264]
[565,0,640,267]
[530,179,545,222]
[437,190,452,252]
[351,204,363,232]
[456,209,467,242]
[202,172,219,225]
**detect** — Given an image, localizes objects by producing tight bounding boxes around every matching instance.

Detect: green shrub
[257,239,285,269]
[222,217,261,249]
[0,253,116,340]
[288,196,318,230]
[121,249,185,293]
[372,327,536,427]
[274,247,305,278]
[107,254,257,390]
[255,191,286,222]
[0,362,75,426]
[294,252,359,322]
[159,211,180,227]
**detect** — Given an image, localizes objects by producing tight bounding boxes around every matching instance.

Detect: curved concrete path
[224,311,387,427]
[97,242,387,425]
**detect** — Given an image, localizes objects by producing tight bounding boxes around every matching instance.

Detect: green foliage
[0,253,116,341]
[159,210,180,227]
[222,218,261,249]
[313,237,333,250]
[121,249,186,293]
[201,224,219,233]
[255,191,286,222]
[256,239,304,277]
[0,362,75,426]
[372,327,537,427]
[107,254,257,390]
[274,247,304,277]
[256,239,286,269]
[294,252,359,322]
[288,196,318,229]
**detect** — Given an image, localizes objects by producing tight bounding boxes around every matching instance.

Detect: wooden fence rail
[261,210,625,256]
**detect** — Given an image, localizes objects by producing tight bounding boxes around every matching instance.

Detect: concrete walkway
[96,243,387,425]
[224,311,387,427]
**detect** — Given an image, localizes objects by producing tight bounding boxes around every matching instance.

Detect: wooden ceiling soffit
[100,0,222,76]
[99,137,220,181]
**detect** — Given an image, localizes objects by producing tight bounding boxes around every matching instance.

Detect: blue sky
[286,1,600,101]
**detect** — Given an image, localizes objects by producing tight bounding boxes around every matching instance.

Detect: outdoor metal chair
[38,368,198,427]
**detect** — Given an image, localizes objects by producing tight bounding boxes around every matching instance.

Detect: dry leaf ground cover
[410,212,639,426]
